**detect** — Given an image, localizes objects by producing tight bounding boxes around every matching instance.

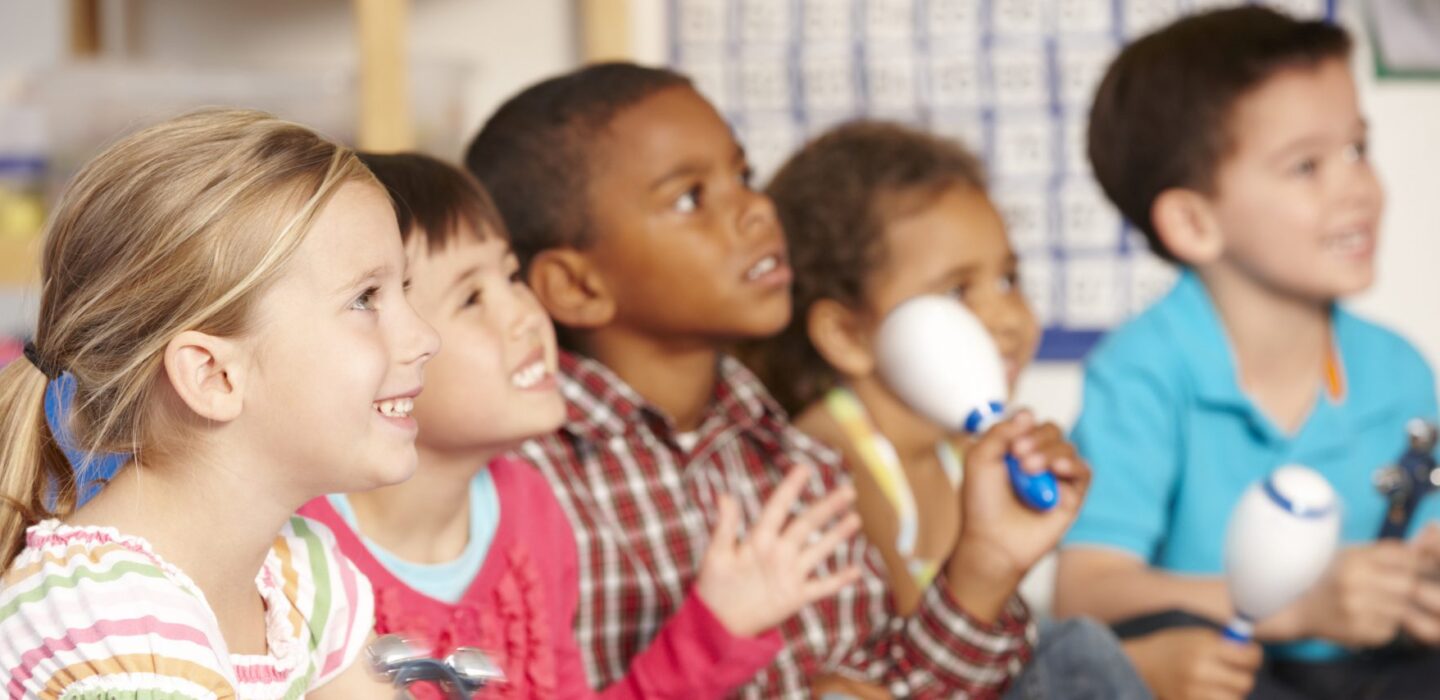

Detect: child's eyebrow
[648,160,710,191]
[920,262,981,290]
[1268,118,1368,162]
[336,265,390,294]
[444,266,482,296]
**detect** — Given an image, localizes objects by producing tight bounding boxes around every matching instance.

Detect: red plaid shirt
[518,351,1035,699]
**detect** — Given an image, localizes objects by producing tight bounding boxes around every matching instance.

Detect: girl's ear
[807,298,877,379]
[162,331,245,422]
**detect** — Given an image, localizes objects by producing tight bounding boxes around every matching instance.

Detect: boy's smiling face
[1202,57,1383,301]
[581,86,793,343]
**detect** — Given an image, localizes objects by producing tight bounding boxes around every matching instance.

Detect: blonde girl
[0,109,438,698]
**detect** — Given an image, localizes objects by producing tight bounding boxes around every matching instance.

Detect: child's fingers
[708,493,741,553]
[753,466,812,547]
[801,565,864,604]
[779,483,856,549]
[969,415,1029,468]
[794,512,862,574]
[1010,421,1062,457]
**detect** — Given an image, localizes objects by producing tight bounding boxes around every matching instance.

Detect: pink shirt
[300,458,781,699]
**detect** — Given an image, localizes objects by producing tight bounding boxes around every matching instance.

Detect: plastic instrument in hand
[367,634,505,699]
[1222,465,1340,643]
[875,294,1058,511]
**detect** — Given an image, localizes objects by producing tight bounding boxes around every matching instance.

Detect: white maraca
[1222,464,1340,642]
[874,294,1058,511]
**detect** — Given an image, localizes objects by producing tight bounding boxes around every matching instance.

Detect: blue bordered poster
[667,0,1337,360]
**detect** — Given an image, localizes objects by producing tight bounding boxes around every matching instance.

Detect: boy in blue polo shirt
[1054,7,1440,700]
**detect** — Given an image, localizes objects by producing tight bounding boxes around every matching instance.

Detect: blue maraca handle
[968,402,1059,512]
[1005,453,1059,511]
[1222,616,1254,644]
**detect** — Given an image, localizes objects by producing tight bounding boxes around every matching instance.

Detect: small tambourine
[1373,419,1440,540]
[367,634,506,699]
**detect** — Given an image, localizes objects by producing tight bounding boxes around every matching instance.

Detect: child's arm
[308,632,395,700]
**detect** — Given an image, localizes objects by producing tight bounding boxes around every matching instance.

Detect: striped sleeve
[275,516,375,688]
[0,532,237,699]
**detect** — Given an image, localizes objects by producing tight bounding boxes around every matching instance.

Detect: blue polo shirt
[1063,270,1440,661]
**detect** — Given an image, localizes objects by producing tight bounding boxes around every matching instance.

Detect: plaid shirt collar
[556,349,793,454]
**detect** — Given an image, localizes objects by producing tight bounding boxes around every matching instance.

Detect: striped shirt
[519,351,1035,699]
[0,516,373,699]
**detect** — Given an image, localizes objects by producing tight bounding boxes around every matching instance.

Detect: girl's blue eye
[350,287,379,311]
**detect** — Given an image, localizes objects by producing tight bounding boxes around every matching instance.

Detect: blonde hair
[0,109,373,566]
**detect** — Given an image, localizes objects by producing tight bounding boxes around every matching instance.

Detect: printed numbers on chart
[865,0,915,42]
[993,119,1054,179]
[740,0,791,43]
[677,0,728,44]
[992,0,1049,35]
[1065,258,1126,328]
[802,0,852,42]
[990,48,1050,109]
[801,48,858,115]
[1060,181,1123,252]
[739,53,790,113]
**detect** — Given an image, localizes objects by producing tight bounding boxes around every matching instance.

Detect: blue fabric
[44,374,127,505]
[328,469,500,604]
[1002,618,1150,700]
[1064,270,1440,661]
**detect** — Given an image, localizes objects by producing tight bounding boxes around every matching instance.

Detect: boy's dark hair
[463,62,691,268]
[739,120,987,415]
[1088,6,1351,263]
[357,152,505,250]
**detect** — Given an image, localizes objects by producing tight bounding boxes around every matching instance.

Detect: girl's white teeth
[1326,230,1368,253]
[746,255,778,281]
[511,361,547,389]
[375,397,414,418]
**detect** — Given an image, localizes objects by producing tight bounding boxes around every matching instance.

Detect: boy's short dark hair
[357,152,505,250]
[1088,6,1351,263]
[463,62,691,268]
[740,120,987,414]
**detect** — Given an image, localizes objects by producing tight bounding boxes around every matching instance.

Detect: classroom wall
[5,2,1435,401]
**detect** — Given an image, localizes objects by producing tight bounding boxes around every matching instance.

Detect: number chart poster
[666,0,1337,360]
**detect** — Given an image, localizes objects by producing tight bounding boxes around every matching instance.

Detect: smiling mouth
[511,359,548,389]
[374,397,415,418]
[1323,229,1370,254]
[745,254,782,281]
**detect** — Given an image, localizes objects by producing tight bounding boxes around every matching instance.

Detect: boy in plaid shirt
[465,62,1087,698]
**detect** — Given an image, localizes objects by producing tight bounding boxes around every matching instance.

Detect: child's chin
[362,453,420,489]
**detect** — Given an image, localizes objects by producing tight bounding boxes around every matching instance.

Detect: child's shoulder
[1335,307,1436,403]
[1083,286,1195,384]
[0,521,235,696]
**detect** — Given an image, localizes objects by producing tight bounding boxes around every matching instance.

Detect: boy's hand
[1290,541,1419,647]
[695,467,864,637]
[1402,524,1440,644]
[1125,628,1261,700]
[945,411,1090,621]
